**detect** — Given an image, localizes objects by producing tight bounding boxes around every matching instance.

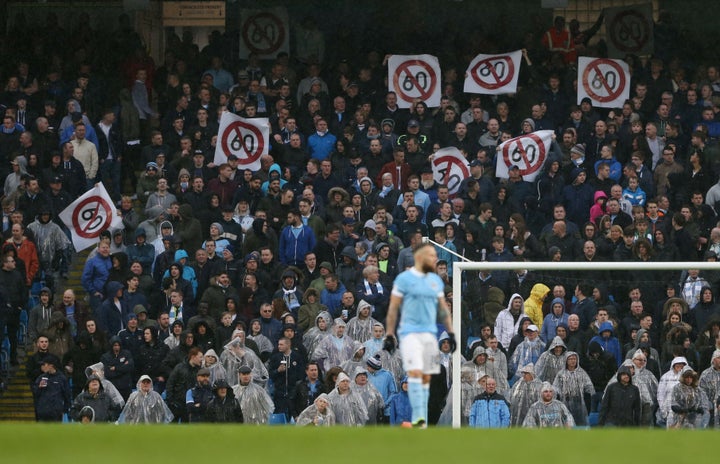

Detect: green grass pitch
[1,424,717,462]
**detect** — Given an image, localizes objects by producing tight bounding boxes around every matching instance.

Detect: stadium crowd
[1,8,720,427]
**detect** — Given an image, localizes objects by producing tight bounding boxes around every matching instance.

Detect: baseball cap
[525,324,539,332]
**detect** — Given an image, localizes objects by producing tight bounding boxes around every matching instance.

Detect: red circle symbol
[392,60,437,103]
[469,56,515,90]
[220,121,265,165]
[501,134,547,177]
[432,154,470,194]
[71,196,113,239]
[609,10,650,53]
[241,12,285,55]
[581,59,626,103]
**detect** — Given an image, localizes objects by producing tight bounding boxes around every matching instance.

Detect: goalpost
[449,259,720,428]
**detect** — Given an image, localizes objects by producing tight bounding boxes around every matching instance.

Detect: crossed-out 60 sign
[220,121,264,164]
[581,58,626,104]
[392,60,437,103]
[501,133,546,177]
[71,196,113,238]
[469,56,514,90]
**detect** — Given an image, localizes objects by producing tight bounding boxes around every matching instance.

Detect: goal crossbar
[450,260,720,428]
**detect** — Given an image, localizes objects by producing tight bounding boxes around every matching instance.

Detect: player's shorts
[400,332,440,375]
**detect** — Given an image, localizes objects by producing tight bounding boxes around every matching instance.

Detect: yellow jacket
[524,283,550,329]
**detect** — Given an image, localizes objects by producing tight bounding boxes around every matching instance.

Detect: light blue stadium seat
[269,413,288,425]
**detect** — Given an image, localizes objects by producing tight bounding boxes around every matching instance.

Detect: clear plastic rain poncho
[296,393,336,426]
[27,217,71,270]
[534,336,568,382]
[509,363,542,426]
[312,318,356,372]
[327,372,369,426]
[656,356,687,424]
[376,346,404,389]
[85,362,125,409]
[522,382,575,428]
[552,352,594,426]
[220,337,268,388]
[340,341,366,376]
[203,349,227,386]
[351,367,385,424]
[668,367,708,429]
[232,376,274,425]
[345,301,380,343]
[698,350,720,427]
[509,337,546,382]
[462,346,509,398]
[362,323,385,360]
[439,364,485,425]
[117,377,174,424]
[303,311,333,360]
[624,352,658,407]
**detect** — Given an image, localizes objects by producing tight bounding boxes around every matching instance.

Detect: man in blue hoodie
[589,321,622,367]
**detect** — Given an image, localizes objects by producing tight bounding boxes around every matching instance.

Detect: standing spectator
[185,367,214,423]
[101,336,135,401]
[268,337,306,421]
[509,363,542,426]
[31,355,71,422]
[599,366,641,427]
[0,252,25,365]
[468,377,511,428]
[81,242,112,312]
[278,209,316,268]
[523,381,575,428]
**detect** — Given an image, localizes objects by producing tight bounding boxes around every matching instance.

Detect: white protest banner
[577,56,630,108]
[431,147,470,195]
[388,54,441,108]
[59,183,123,251]
[464,50,522,95]
[496,130,554,181]
[214,111,269,170]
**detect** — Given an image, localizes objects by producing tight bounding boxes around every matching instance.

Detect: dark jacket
[137,336,170,380]
[32,369,72,420]
[70,378,121,422]
[166,359,200,415]
[95,121,124,162]
[187,382,214,423]
[206,388,243,423]
[100,339,135,394]
[292,378,327,418]
[598,366,641,426]
[96,281,128,336]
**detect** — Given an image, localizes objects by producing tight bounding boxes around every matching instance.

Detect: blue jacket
[320,283,347,317]
[307,131,337,161]
[469,391,511,428]
[81,253,112,295]
[279,224,316,267]
[368,368,398,404]
[589,321,622,367]
[386,390,412,425]
[126,242,155,271]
